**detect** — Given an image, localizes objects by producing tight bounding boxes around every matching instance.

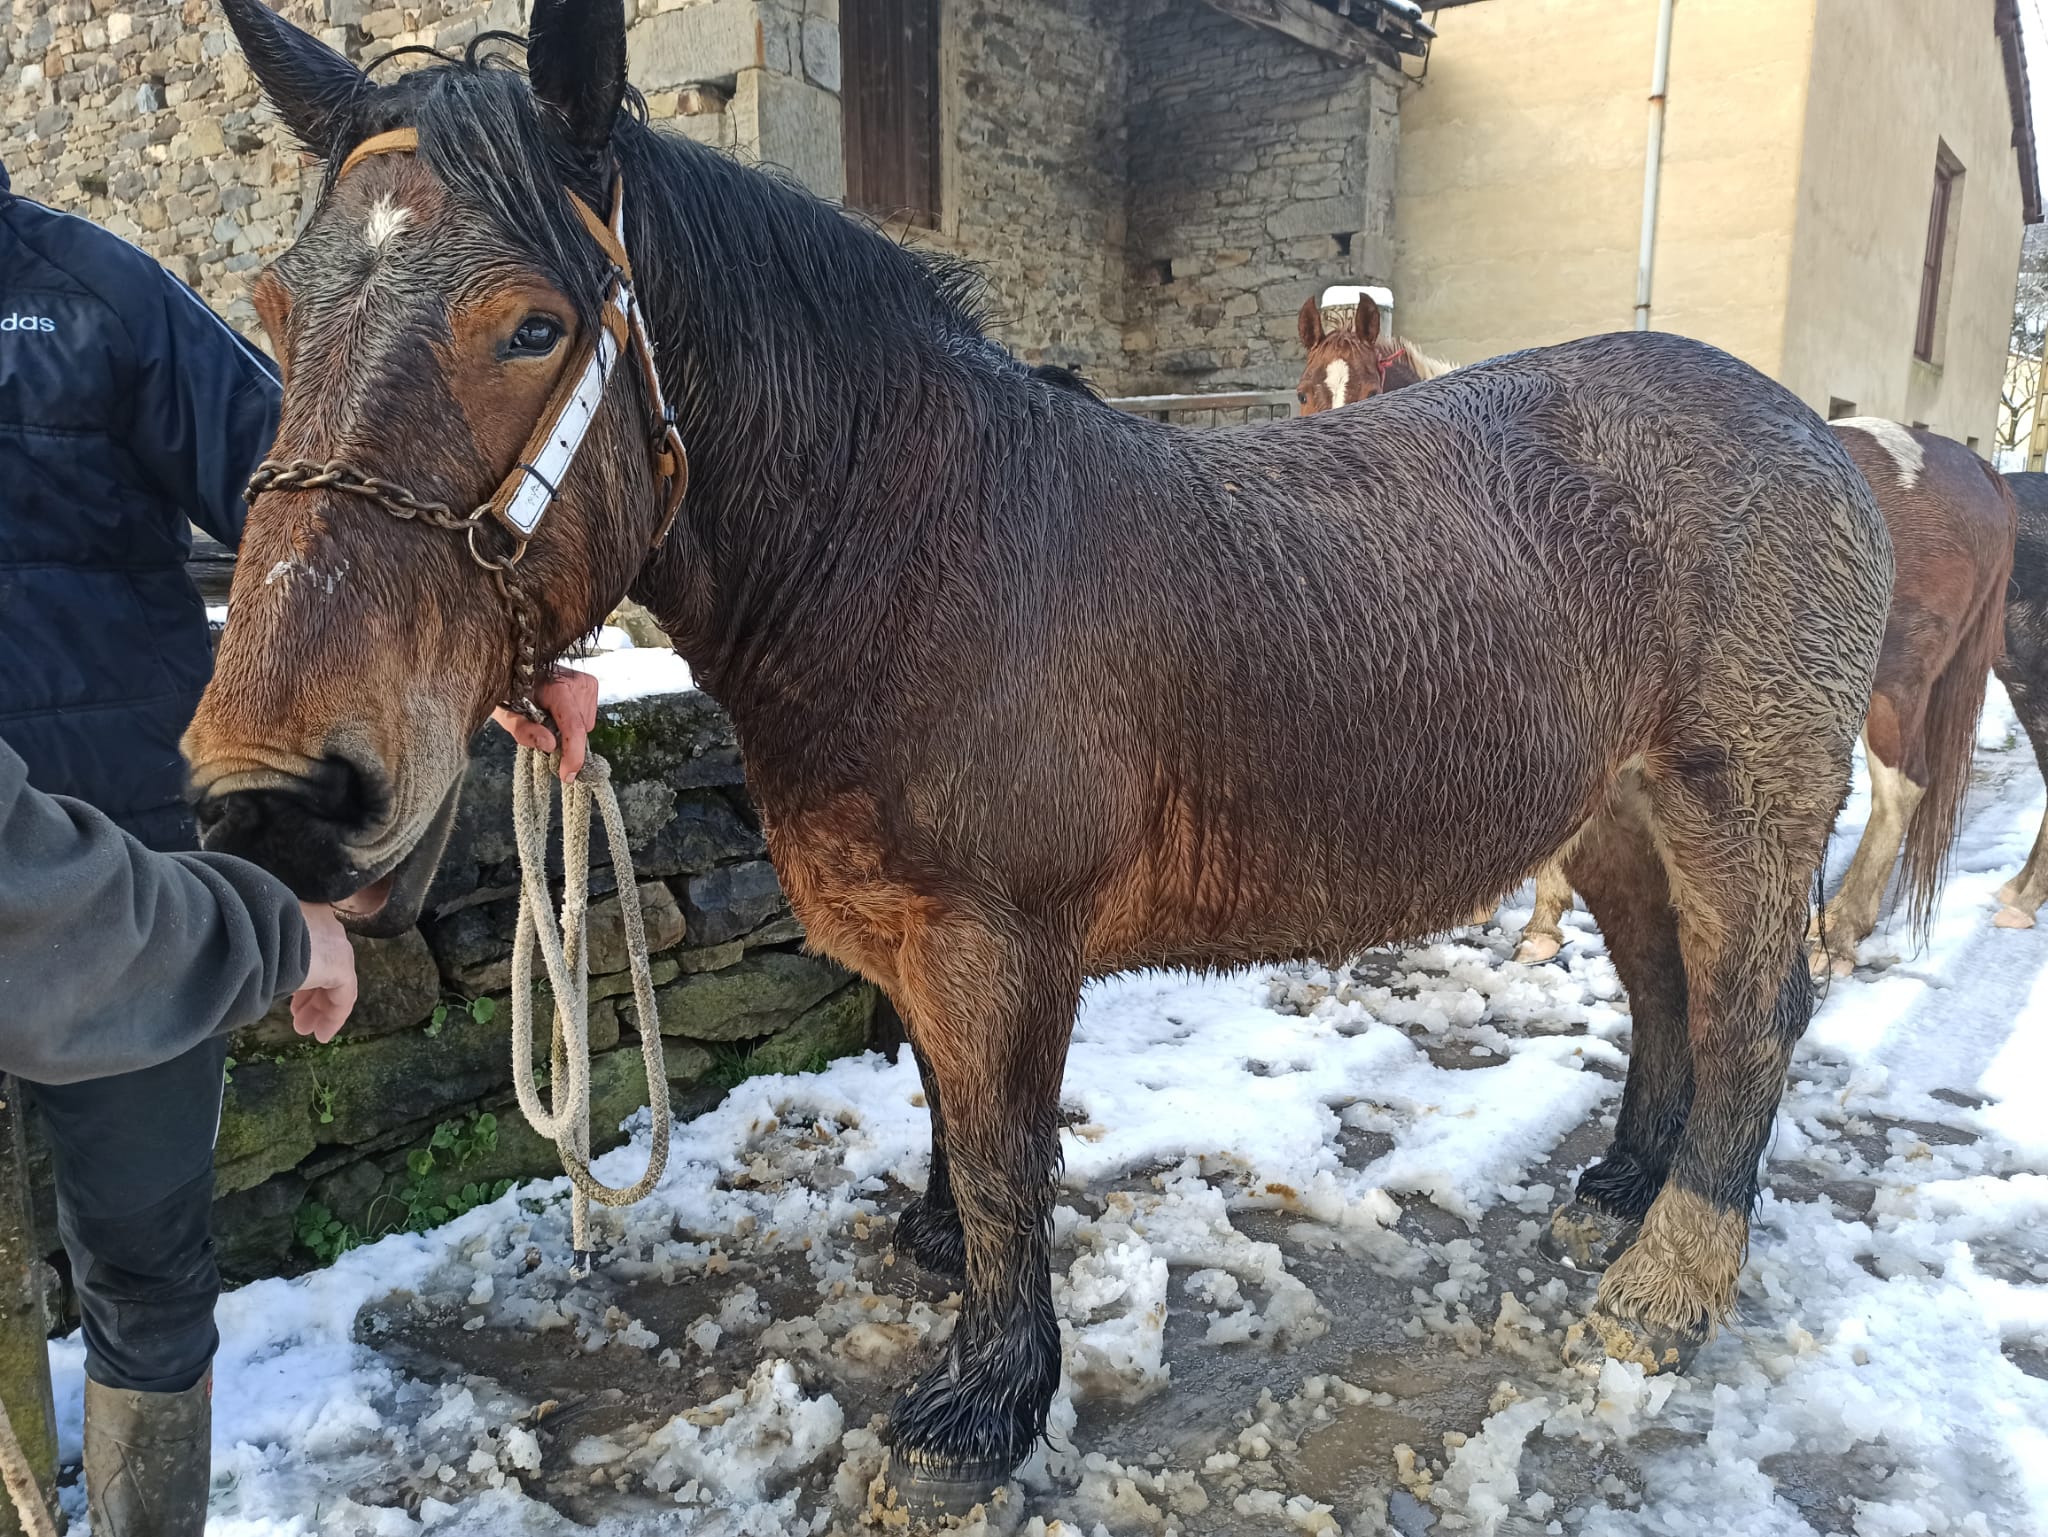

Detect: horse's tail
[1898,463,2017,933]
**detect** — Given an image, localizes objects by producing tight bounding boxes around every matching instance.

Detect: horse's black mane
[333,44,999,366]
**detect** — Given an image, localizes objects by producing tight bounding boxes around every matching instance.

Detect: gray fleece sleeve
[0,738,310,1086]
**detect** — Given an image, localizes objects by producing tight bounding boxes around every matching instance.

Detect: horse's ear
[219,0,366,157]
[528,0,628,152]
[1298,297,1324,352]
[1356,296,1382,346]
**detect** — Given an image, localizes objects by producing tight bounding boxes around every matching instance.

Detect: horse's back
[1204,329,1892,709]
[1062,331,1893,963]
[1831,420,2013,587]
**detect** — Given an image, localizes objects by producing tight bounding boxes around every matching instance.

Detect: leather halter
[245,126,690,718]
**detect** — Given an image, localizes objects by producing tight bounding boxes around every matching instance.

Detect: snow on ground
[47,686,2048,1535]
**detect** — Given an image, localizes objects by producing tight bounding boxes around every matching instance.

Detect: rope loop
[507,744,672,1262]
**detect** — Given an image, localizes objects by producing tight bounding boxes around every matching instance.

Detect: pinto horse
[1803,422,2014,970]
[190,0,1892,1507]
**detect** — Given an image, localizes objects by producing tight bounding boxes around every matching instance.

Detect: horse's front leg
[897,1029,966,1276]
[885,914,1080,1514]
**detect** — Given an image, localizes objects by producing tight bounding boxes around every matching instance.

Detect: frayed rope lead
[508,746,672,1271]
[0,1395,57,1537]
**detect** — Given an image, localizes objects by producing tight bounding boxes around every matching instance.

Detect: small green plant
[431,1111,499,1169]
[426,995,499,1039]
[310,1076,336,1125]
[367,1113,511,1235]
[294,1201,360,1264]
[446,1179,515,1220]
[706,1044,835,1092]
[706,1043,758,1092]
[222,1056,236,1088]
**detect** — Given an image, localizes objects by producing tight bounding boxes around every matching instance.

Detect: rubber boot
[84,1374,210,1537]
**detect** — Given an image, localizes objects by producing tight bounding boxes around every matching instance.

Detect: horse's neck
[629,308,1018,735]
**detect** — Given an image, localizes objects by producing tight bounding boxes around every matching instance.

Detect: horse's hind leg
[1513,859,1576,964]
[886,914,1079,1510]
[1569,755,1824,1373]
[1995,667,2048,926]
[1543,773,1689,1268]
[1809,692,1931,975]
[897,1032,967,1276]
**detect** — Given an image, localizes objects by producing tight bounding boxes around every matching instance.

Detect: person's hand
[291,902,358,1043]
[491,667,600,782]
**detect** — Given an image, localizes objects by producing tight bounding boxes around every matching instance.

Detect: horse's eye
[1297,389,1308,402]
[506,316,563,357]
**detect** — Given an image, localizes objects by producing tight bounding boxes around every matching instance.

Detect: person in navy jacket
[0,154,285,1536]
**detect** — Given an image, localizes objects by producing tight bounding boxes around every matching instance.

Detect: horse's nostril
[306,750,388,827]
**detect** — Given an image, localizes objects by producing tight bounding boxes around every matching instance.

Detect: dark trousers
[22,1037,226,1394]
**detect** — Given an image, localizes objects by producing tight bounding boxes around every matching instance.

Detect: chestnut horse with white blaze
[188,2,1892,1508]
[1300,305,2012,975]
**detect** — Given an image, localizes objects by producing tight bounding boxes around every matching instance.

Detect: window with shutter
[1915,145,1965,364]
[842,0,941,227]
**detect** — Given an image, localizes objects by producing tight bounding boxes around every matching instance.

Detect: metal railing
[1104,389,1299,427]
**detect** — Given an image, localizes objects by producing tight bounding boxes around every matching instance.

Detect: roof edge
[1996,0,2043,224]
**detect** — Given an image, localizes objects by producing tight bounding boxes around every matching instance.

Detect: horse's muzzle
[195,750,396,902]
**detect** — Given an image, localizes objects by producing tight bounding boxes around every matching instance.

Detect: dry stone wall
[2,0,1400,391]
[1121,0,1401,391]
[942,0,1128,376]
[21,686,876,1287]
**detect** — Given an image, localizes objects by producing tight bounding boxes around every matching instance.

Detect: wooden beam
[1106,390,1299,414]
[1197,0,1387,65]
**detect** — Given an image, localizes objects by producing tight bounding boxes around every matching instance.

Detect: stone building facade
[0,0,1405,393]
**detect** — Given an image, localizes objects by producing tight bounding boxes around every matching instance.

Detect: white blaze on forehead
[1838,417,1925,490]
[1324,358,1352,409]
[362,193,413,251]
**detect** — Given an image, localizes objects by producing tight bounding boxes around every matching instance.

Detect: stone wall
[0,0,1401,392]
[0,0,847,340]
[941,0,1127,376]
[1120,0,1401,392]
[22,689,875,1289]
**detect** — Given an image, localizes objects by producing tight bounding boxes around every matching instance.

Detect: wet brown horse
[1304,309,2011,974]
[191,0,1891,1505]
[1296,305,1579,961]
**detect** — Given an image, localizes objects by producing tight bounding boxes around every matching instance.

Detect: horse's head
[1295,294,1391,414]
[186,0,674,933]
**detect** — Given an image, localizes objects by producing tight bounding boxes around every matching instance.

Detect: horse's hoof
[1541,1199,1641,1272]
[1513,933,1562,965]
[1563,1305,1701,1376]
[1995,904,2037,931]
[883,1450,1011,1521]
[1806,941,1855,980]
[897,1199,967,1278]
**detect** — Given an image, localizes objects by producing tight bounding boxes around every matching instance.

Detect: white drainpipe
[1634,0,1676,331]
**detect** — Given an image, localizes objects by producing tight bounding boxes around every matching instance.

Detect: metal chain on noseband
[244,457,547,721]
